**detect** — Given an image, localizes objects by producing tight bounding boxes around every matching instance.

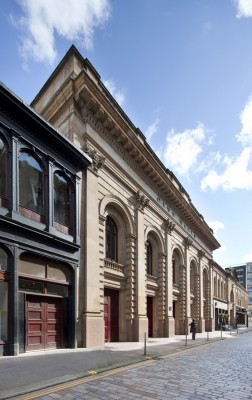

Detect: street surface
[18,332,252,400]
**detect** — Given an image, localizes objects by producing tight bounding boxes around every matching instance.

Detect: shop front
[236,307,247,327]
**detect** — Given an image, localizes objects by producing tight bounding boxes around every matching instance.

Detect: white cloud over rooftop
[12,0,111,65]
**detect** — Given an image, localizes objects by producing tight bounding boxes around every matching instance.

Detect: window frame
[18,150,45,223]
[53,171,73,235]
[0,136,8,208]
[105,216,118,262]
[146,240,153,276]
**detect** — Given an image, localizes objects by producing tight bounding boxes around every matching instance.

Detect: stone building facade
[31,45,227,348]
[213,263,248,329]
[0,46,247,356]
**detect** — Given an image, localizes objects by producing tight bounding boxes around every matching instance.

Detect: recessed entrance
[147,297,153,337]
[104,289,119,342]
[26,295,63,351]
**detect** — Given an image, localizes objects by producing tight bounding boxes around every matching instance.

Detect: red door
[26,295,63,351]
[104,295,111,343]
[104,289,119,342]
[147,297,153,337]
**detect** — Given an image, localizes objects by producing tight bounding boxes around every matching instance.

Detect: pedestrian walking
[189,319,197,340]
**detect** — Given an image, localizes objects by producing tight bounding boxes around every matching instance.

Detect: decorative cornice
[136,190,149,211]
[184,237,193,249]
[82,139,105,172]
[165,218,175,235]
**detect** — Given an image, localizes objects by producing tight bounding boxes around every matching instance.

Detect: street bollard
[144,332,146,355]
[221,324,222,338]
[185,333,187,346]
[207,331,209,341]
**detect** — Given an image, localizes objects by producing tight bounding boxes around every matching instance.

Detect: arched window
[19,151,44,220]
[0,248,8,341]
[172,258,175,284]
[0,137,7,206]
[146,241,152,275]
[106,216,118,261]
[54,172,71,232]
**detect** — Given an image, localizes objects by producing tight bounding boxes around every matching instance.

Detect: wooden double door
[26,295,63,351]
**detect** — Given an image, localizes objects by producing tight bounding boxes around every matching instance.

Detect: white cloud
[145,119,160,142]
[201,95,252,191]
[201,147,252,191]
[103,80,125,106]
[236,94,252,145]
[12,0,111,65]
[163,122,211,176]
[208,221,225,234]
[197,151,222,173]
[234,0,252,18]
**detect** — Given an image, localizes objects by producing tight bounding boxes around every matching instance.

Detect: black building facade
[0,82,90,356]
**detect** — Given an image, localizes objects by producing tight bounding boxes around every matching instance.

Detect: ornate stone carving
[198,250,205,260]
[209,259,215,268]
[184,237,193,249]
[82,139,105,172]
[165,218,175,235]
[135,190,149,211]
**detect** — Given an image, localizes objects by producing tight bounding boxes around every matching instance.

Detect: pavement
[0,327,250,400]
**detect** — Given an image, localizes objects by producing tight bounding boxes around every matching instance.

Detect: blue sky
[1,0,252,267]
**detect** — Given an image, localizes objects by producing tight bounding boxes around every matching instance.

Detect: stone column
[81,145,105,348]
[198,250,205,332]
[208,259,214,331]
[134,190,149,341]
[125,233,137,341]
[164,219,175,337]
[157,252,166,337]
[184,237,193,334]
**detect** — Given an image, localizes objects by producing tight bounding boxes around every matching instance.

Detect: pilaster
[164,218,175,336]
[134,190,149,341]
[184,237,193,333]
[82,159,104,347]
[198,250,205,332]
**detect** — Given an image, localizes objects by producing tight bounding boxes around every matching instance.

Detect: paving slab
[0,328,249,400]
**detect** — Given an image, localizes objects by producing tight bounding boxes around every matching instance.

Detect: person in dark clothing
[189,319,197,340]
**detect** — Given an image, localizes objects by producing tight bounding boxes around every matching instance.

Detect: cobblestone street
[18,332,252,400]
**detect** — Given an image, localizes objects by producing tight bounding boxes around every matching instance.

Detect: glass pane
[47,262,70,283]
[0,282,8,340]
[19,152,43,214]
[19,256,46,278]
[47,283,68,297]
[106,217,117,261]
[19,279,43,293]
[0,138,7,198]
[54,173,69,226]
[0,248,7,271]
